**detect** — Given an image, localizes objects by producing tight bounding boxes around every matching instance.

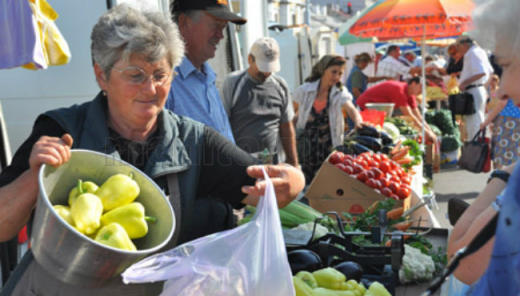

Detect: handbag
[458,129,490,173]
[449,92,476,115]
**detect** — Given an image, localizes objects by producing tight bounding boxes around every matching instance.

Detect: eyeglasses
[111,66,175,86]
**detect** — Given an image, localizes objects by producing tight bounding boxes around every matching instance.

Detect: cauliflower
[399,244,436,284]
[294,222,328,239]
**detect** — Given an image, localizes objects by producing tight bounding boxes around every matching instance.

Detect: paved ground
[430,165,491,229]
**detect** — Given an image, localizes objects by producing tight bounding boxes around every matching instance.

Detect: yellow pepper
[312,268,346,290]
[95,222,136,251]
[70,193,103,235]
[295,271,319,289]
[53,205,75,226]
[293,276,315,296]
[100,202,156,239]
[68,179,99,206]
[313,287,340,296]
[96,173,140,211]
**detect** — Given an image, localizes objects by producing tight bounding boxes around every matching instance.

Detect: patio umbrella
[338,10,376,45]
[348,0,475,147]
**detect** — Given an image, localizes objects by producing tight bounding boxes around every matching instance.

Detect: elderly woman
[446,0,520,295]
[0,5,304,296]
[293,55,363,184]
[346,52,389,100]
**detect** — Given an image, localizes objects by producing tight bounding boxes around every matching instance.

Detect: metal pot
[31,149,175,287]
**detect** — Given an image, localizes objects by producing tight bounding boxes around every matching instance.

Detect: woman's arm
[343,101,363,129]
[481,99,508,130]
[0,134,72,242]
[447,162,515,284]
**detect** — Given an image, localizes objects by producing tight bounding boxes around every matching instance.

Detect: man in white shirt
[456,35,494,140]
[376,45,424,83]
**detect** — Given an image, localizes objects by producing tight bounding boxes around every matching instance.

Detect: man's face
[456,42,470,55]
[390,47,401,59]
[181,12,228,65]
[408,81,422,96]
[405,53,415,63]
[248,55,272,82]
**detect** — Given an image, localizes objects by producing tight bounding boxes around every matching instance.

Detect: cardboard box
[305,158,411,214]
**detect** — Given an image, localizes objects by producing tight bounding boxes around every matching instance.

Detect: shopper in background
[455,35,494,141]
[166,0,247,236]
[375,45,427,83]
[485,74,500,112]
[446,43,464,77]
[220,37,298,167]
[447,0,520,294]
[480,98,520,170]
[166,0,247,142]
[356,78,438,144]
[293,55,363,184]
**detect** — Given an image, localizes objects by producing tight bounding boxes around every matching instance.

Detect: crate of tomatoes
[306,151,412,214]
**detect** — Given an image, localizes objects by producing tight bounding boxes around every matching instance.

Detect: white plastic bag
[122,168,295,296]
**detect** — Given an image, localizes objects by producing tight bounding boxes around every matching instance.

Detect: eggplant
[381,143,395,155]
[379,131,393,146]
[333,261,364,282]
[334,145,354,155]
[356,125,381,138]
[344,141,371,154]
[287,249,322,275]
[349,135,383,152]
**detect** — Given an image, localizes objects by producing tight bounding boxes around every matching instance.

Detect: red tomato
[371,167,383,179]
[389,194,400,201]
[342,158,353,167]
[356,171,369,182]
[389,175,401,184]
[379,178,389,188]
[343,166,354,175]
[344,154,354,161]
[365,170,375,179]
[329,151,343,165]
[372,153,382,162]
[374,180,382,190]
[369,160,380,168]
[390,161,398,170]
[353,164,364,174]
[335,163,345,171]
[401,176,412,186]
[373,189,381,195]
[365,178,378,189]
[397,186,411,200]
[388,181,400,194]
[379,154,389,162]
[357,159,369,169]
[381,187,393,197]
[379,161,392,174]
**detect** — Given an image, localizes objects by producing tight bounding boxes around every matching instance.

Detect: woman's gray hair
[91,4,185,78]
[472,0,520,56]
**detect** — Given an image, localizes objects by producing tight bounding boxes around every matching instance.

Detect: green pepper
[313,287,340,296]
[96,173,140,211]
[95,222,136,251]
[100,202,156,239]
[70,193,103,235]
[293,276,315,296]
[68,179,99,206]
[312,268,346,290]
[53,205,75,226]
[295,271,319,289]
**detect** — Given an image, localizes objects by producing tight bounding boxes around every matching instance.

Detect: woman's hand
[29,134,73,174]
[242,164,305,208]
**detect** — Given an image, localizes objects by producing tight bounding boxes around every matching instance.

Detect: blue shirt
[346,65,368,103]
[499,99,520,118]
[165,57,235,143]
[466,161,520,296]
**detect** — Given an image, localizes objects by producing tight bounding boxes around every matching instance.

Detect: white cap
[250,37,280,73]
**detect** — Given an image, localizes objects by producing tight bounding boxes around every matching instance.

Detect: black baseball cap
[173,0,247,25]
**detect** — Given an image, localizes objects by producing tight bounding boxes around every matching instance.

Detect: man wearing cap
[455,35,494,139]
[166,0,247,238]
[166,0,247,142]
[220,37,298,167]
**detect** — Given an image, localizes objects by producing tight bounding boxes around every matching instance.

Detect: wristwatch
[487,169,510,184]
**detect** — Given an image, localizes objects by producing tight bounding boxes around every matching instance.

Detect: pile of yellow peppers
[52,173,156,251]
[293,267,391,296]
